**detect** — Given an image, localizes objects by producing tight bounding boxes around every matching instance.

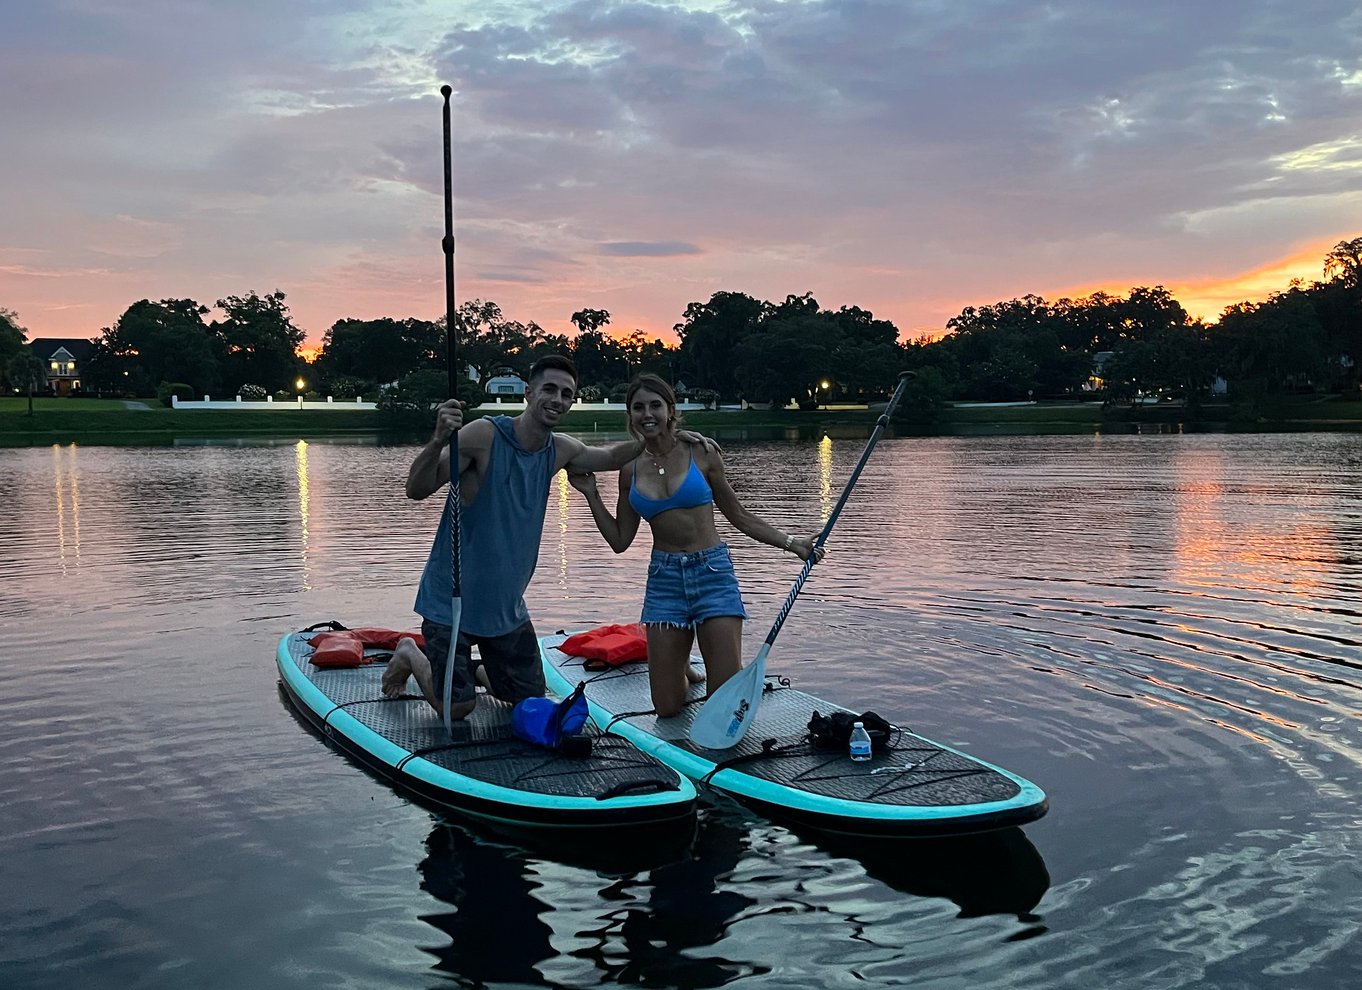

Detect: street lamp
[820,380,830,408]
[295,377,306,393]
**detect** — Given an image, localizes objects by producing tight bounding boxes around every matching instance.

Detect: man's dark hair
[528,354,578,384]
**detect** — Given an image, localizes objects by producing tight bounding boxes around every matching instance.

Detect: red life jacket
[306,626,424,668]
[344,627,425,652]
[560,623,648,669]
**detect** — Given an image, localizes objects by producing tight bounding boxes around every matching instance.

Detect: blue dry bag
[511,681,591,755]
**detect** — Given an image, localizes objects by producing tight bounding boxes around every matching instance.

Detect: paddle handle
[758,371,914,649]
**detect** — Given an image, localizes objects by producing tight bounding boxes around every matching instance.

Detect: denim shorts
[641,544,748,628]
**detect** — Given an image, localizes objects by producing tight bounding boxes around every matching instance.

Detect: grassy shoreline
[3,396,1360,447]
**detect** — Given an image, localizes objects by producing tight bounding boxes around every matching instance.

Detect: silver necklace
[644,444,672,475]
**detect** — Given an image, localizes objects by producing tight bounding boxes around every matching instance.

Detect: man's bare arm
[559,434,645,474]
[406,401,489,500]
[558,430,720,474]
[406,437,450,501]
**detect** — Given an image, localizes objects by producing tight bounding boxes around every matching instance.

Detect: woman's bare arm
[707,449,821,561]
[567,467,642,553]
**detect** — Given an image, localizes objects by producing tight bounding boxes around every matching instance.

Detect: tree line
[903,239,1361,417]
[4,238,1359,416]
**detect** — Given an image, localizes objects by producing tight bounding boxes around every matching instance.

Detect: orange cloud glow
[1057,239,1337,326]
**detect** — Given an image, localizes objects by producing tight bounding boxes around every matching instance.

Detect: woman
[568,374,822,717]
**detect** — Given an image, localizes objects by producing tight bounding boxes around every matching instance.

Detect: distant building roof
[485,373,527,395]
[29,338,95,361]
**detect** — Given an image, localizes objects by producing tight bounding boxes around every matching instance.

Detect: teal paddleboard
[277,630,697,832]
[540,633,1047,838]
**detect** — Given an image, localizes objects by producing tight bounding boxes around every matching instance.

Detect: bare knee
[654,699,684,719]
[428,697,476,720]
[650,675,689,718]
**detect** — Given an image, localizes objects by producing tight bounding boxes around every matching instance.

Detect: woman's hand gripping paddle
[688,371,915,750]
[438,85,462,735]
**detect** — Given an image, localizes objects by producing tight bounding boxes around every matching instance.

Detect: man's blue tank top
[414,416,557,636]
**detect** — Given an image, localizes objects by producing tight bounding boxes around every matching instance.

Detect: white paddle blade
[689,646,770,749]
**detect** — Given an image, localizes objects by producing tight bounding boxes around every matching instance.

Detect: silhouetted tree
[892,366,952,425]
[571,329,625,387]
[569,308,611,334]
[315,316,441,390]
[211,290,306,395]
[0,308,27,388]
[455,300,543,382]
[675,291,764,401]
[1316,238,1362,390]
[86,298,219,396]
[1214,287,1329,398]
[7,347,47,415]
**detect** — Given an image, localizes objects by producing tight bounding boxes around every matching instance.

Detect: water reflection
[555,471,571,591]
[415,806,1050,987]
[572,807,762,987]
[418,825,560,987]
[818,434,833,521]
[810,826,1050,921]
[4,434,1362,988]
[52,443,81,574]
[295,440,311,591]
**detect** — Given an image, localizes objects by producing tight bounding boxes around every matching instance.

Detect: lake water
[2,431,1360,989]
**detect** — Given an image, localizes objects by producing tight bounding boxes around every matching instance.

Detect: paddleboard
[276,630,697,832]
[539,634,1047,838]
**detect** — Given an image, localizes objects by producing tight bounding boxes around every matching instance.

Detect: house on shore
[484,372,527,397]
[27,338,94,396]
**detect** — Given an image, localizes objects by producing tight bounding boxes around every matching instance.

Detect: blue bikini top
[629,450,714,521]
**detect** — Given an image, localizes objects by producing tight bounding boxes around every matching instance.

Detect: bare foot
[385,637,437,710]
[404,639,437,709]
[685,663,706,685]
[381,649,412,697]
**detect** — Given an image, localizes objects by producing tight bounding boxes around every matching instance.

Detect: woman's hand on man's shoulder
[677,429,721,454]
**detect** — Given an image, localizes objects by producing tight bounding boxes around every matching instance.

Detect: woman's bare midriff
[647,503,721,553]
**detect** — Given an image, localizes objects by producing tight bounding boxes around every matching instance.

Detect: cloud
[599,241,702,256]
[2,0,1360,341]
[479,269,553,284]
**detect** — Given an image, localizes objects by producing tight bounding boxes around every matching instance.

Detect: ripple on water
[2,434,1361,988]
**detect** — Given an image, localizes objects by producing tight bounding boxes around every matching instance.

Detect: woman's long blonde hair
[624,373,683,442]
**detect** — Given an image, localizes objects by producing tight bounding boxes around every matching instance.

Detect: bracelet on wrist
[783,535,794,551]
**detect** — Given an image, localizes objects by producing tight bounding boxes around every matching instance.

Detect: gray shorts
[421,618,546,706]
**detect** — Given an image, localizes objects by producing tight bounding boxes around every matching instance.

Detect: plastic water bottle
[849,721,872,761]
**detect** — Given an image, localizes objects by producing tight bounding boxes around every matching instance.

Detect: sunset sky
[3,1,1360,349]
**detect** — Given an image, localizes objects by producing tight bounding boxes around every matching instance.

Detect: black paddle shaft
[438,85,464,735]
[759,371,915,647]
[440,85,461,598]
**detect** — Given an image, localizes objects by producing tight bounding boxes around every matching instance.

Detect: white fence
[475,398,715,412]
[171,395,377,410]
[170,395,714,412]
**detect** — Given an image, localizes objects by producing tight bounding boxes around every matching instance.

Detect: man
[382,354,710,720]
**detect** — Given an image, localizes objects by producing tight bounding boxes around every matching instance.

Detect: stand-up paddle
[439,84,462,735]
[689,371,916,749]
